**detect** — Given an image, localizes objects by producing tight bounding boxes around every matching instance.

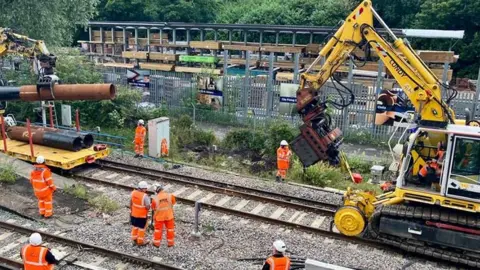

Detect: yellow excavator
[0,27,59,114]
[290,0,480,265]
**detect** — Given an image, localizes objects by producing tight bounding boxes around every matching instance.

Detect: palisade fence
[101,66,479,142]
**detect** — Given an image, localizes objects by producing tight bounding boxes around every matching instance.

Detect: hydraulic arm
[291,0,458,168]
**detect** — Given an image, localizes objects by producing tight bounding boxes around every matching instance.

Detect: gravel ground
[106,150,344,206]
[0,179,465,270]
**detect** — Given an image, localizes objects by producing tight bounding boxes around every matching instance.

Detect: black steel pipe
[42,132,83,152]
[7,126,83,152]
[30,126,94,148]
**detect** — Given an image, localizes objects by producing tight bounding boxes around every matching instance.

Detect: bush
[0,163,17,184]
[193,129,216,146]
[265,122,298,157]
[290,158,344,187]
[223,128,267,152]
[347,156,374,175]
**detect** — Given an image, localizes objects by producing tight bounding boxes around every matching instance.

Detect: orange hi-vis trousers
[276,169,287,179]
[135,141,144,155]
[37,193,53,217]
[153,219,175,247]
[131,225,147,245]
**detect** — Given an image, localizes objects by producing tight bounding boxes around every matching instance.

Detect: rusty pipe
[7,126,83,151]
[29,126,94,148]
[0,84,116,101]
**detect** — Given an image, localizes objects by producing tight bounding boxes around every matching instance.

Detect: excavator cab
[397,125,480,201]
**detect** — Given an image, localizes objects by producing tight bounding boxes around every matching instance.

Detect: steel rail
[96,159,339,211]
[72,173,394,251]
[0,221,183,270]
[0,256,22,270]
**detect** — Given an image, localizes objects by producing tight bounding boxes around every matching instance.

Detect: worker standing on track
[151,184,176,248]
[262,240,291,270]
[30,156,56,218]
[21,233,59,269]
[134,119,146,158]
[276,140,292,182]
[130,181,151,246]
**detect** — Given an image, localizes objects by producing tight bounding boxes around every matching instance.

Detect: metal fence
[101,67,480,141]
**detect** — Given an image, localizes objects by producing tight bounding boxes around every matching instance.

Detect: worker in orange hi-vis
[276,140,292,182]
[151,184,176,248]
[30,156,56,218]
[161,138,169,156]
[130,181,151,246]
[21,233,59,270]
[133,119,146,158]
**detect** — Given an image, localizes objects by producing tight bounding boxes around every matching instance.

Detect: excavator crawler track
[367,205,480,268]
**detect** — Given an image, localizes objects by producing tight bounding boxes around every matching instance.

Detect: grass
[0,163,17,184]
[64,184,120,214]
[64,184,88,199]
[88,195,120,214]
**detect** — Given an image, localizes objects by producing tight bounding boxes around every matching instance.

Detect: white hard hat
[280,140,288,146]
[138,119,145,125]
[153,184,164,193]
[273,239,286,253]
[29,233,42,246]
[36,156,45,164]
[138,181,148,189]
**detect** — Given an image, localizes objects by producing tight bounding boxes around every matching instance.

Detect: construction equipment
[290,0,480,265]
[0,28,117,169]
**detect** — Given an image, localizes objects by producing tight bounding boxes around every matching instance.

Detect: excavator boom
[291,0,458,168]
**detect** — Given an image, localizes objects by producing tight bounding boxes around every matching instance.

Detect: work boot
[275,176,281,182]
[132,240,138,246]
[137,240,150,247]
[139,154,144,158]
[134,154,139,158]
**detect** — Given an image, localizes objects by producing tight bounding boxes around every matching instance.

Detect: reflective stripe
[167,229,174,232]
[34,187,50,192]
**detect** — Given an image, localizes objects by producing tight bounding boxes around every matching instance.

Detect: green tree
[0,0,99,46]
[97,0,217,23]
[414,0,480,78]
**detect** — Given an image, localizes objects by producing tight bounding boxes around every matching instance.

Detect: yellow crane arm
[297,0,456,127]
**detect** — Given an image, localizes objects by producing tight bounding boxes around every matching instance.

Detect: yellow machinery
[0,28,115,170]
[290,0,480,265]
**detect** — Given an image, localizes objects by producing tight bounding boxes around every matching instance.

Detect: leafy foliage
[0,163,17,184]
[0,0,99,46]
[223,129,267,153]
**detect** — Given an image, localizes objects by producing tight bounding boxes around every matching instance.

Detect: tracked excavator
[289,0,480,266]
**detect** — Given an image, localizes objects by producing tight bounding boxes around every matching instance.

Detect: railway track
[0,219,182,270]
[78,160,474,269]
[74,164,394,251]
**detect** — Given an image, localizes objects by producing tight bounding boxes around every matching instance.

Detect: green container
[179,55,219,64]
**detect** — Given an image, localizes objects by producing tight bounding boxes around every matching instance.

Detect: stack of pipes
[6,126,94,152]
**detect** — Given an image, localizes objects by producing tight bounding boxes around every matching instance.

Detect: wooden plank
[175,66,222,75]
[219,58,259,66]
[139,63,174,71]
[260,45,304,54]
[305,43,321,54]
[432,68,453,81]
[275,72,294,81]
[190,41,222,50]
[149,53,179,62]
[151,33,168,39]
[417,50,455,63]
[222,44,260,52]
[122,51,148,59]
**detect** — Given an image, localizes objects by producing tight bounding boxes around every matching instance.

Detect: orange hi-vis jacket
[30,165,56,198]
[21,244,53,270]
[161,138,169,156]
[152,191,176,221]
[277,147,292,170]
[134,126,146,144]
[265,255,291,270]
[130,190,149,218]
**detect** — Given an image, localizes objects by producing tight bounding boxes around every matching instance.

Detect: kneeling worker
[151,184,176,247]
[130,181,151,246]
[263,240,291,270]
[30,156,56,218]
[21,233,59,269]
